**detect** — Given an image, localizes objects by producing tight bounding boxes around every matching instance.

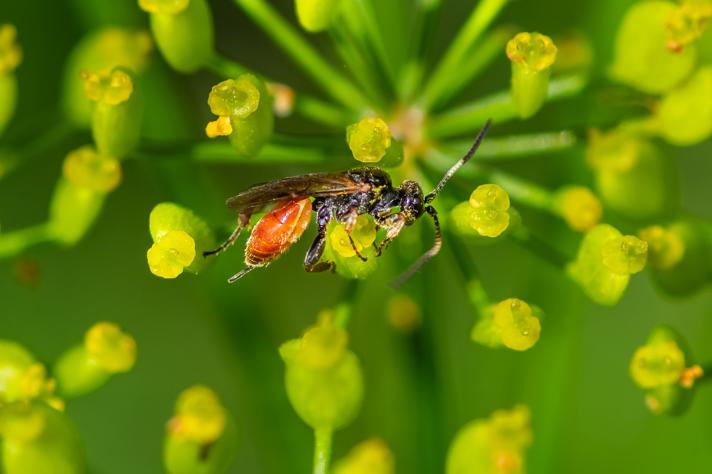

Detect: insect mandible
[204,119,492,286]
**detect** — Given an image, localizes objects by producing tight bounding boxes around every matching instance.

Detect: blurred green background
[1,0,712,473]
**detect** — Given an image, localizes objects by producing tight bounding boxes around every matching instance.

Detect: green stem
[421,25,514,110]
[0,121,77,179]
[206,53,354,127]
[232,0,370,111]
[313,428,333,474]
[421,0,508,108]
[437,130,578,161]
[0,224,52,258]
[445,231,491,311]
[334,280,359,328]
[428,74,588,138]
[509,229,569,269]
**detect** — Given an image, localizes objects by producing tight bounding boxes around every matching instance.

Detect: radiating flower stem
[0,224,51,258]
[232,0,370,112]
[207,53,354,127]
[428,74,588,138]
[0,121,77,179]
[313,427,333,474]
[510,229,569,269]
[436,130,577,161]
[422,0,509,109]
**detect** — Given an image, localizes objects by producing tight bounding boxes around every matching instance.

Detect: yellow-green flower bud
[164,386,236,474]
[279,315,363,430]
[601,235,648,275]
[654,66,712,146]
[611,1,697,94]
[147,202,215,278]
[48,179,106,245]
[333,438,395,474]
[62,146,122,193]
[492,299,542,351]
[0,341,55,404]
[83,67,142,159]
[552,186,602,232]
[386,294,422,333]
[446,405,532,474]
[1,402,85,474]
[322,219,379,279]
[55,322,136,398]
[295,0,342,33]
[206,74,274,157]
[631,338,685,389]
[62,27,152,126]
[468,184,511,238]
[142,0,214,73]
[506,32,557,119]
[665,2,712,52]
[0,24,21,137]
[347,117,394,164]
[568,224,647,306]
[587,130,679,220]
[642,219,711,296]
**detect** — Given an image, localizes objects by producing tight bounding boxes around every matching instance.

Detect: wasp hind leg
[304,226,334,273]
[204,213,250,257]
[228,266,257,283]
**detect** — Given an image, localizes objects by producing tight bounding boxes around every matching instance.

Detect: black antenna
[424,119,492,203]
[390,206,442,288]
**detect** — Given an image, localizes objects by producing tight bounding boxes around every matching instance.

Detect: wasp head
[399,180,425,224]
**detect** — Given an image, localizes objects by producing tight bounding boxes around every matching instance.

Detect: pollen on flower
[63,146,122,193]
[81,68,134,105]
[208,76,261,119]
[347,117,392,163]
[638,225,685,269]
[469,184,511,238]
[492,299,541,351]
[147,230,196,279]
[333,438,395,474]
[506,32,558,72]
[138,0,190,15]
[300,311,349,369]
[553,186,602,232]
[205,115,233,138]
[169,385,227,444]
[601,235,648,275]
[679,364,704,388]
[84,322,137,373]
[665,2,712,52]
[0,24,22,74]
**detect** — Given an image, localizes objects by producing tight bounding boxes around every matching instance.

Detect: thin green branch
[438,130,577,161]
[422,0,508,108]
[232,0,370,111]
[398,0,441,100]
[206,54,354,127]
[421,26,514,111]
[0,121,77,179]
[0,224,52,258]
[428,74,588,138]
[313,428,333,474]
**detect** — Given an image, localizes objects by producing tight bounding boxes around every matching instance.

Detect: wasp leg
[204,213,250,257]
[304,229,334,272]
[374,213,406,256]
[341,209,367,262]
[228,265,256,283]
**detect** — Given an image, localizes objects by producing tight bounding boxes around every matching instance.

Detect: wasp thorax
[399,180,424,223]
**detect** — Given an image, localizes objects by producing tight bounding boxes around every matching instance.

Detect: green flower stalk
[147,202,216,278]
[471,298,543,351]
[54,322,137,398]
[139,0,215,73]
[206,74,274,157]
[163,385,236,474]
[0,24,21,137]
[610,1,697,94]
[506,32,558,119]
[82,67,143,159]
[568,224,648,306]
[332,438,395,474]
[446,405,532,474]
[630,325,704,415]
[62,27,152,126]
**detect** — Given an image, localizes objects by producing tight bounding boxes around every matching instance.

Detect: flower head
[147,230,197,279]
[62,146,122,193]
[168,385,227,443]
[347,117,393,164]
[81,68,134,105]
[553,186,602,232]
[468,184,511,237]
[506,32,557,72]
[85,322,137,373]
[638,225,685,269]
[492,299,542,351]
[333,438,395,474]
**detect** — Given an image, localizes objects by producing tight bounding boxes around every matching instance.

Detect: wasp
[205,120,492,286]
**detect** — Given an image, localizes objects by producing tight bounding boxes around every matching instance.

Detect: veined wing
[226,172,366,213]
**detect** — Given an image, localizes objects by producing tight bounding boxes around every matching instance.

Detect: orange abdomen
[245,198,312,267]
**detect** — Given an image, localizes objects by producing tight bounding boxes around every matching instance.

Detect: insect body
[205,119,492,285]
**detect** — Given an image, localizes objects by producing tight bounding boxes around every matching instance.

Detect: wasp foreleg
[373,213,406,257]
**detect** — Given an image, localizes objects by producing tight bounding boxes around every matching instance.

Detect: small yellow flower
[469,184,511,238]
[333,438,395,474]
[630,340,685,389]
[506,32,557,72]
[554,186,602,232]
[208,77,261,119]
[386,294,421,332]
[138,0,190,15]
[601,235,648,275]
[347,117,392,163]
[169,385,227,444]
[81,68,134,105]
[0,24,22,74]
[300,311,349,369]
[147,230,196,279]
[330,215,376,258]
[638,225,685,269]
[205,115,233,138]
[492,299,541,351]
[85,322,137,373]
[586,129,640,173]
[63,146,122,193]
[665,2,712,52]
